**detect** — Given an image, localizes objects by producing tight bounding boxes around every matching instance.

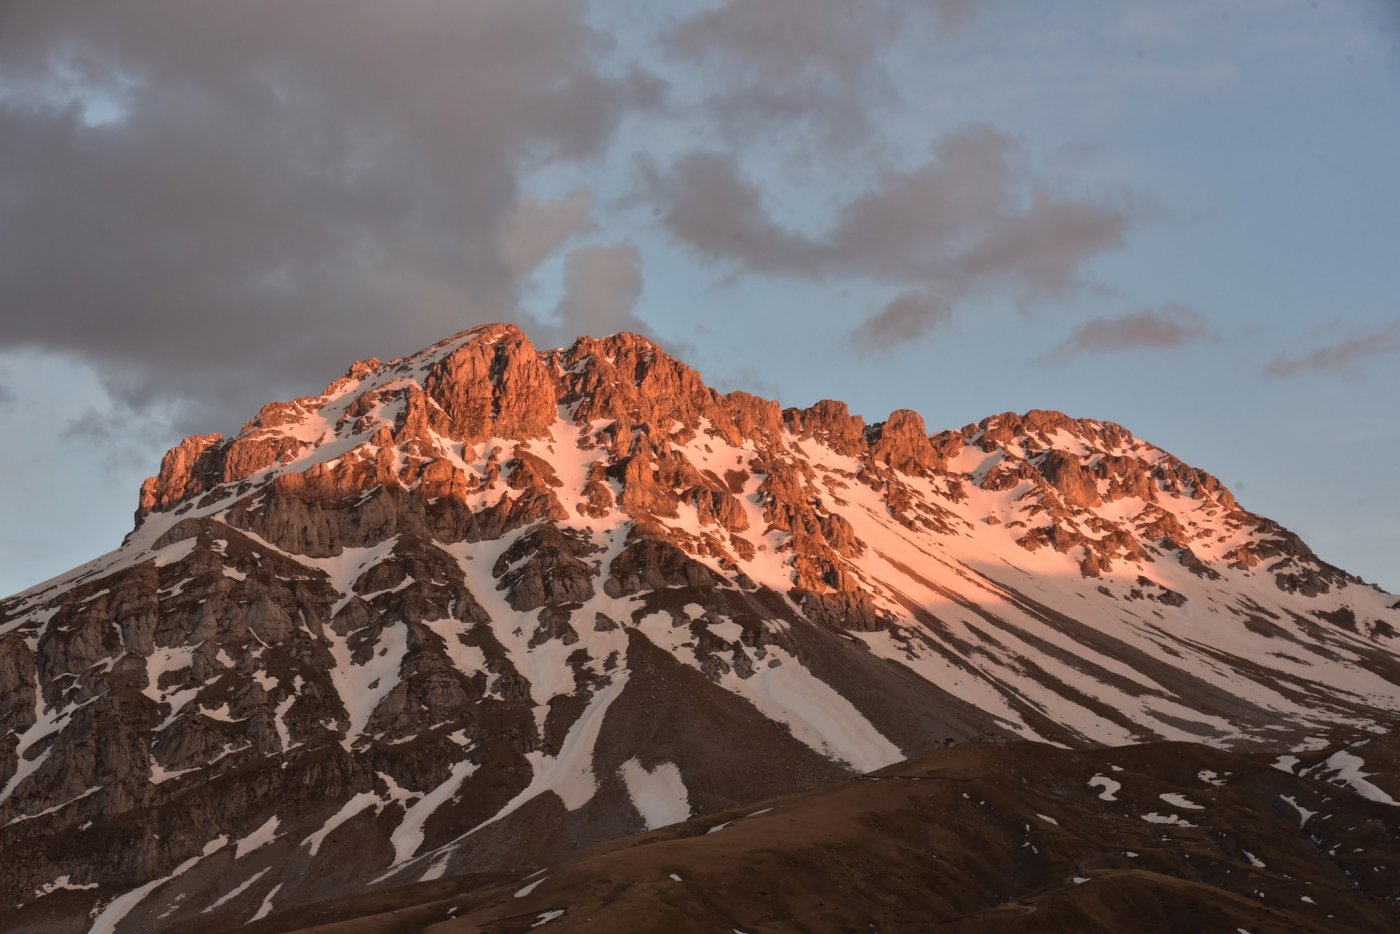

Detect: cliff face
[2,323,1397,932]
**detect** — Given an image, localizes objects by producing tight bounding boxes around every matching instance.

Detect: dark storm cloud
[1265,323,1400,378]
[645,124,1131,346]
[662,0,987,141]
[0,1,658,434]
[1044,304,1209,362]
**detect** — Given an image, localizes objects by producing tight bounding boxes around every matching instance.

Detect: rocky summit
[2,323,1398,932]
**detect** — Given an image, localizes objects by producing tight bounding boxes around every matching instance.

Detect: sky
[1,0,1398,597]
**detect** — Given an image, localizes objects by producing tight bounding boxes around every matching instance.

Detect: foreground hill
[1,323,1397,930]
[232,738,1400,933]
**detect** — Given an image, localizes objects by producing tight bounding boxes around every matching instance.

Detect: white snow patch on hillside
[421,617,487,677]
[202,867,270,912]
[89,835,227,934]
[1088,775,1120,801]
[711,642,902,772]
[301,792,383,857]
[1317,750,1397,806]
[326,620,409,746]
[1280,795,1316,827]
[1158,792,1204,810]
[235,815,281,859]
[250,882,282,922]
[32,875,98,899]
[619,758,691,830]
[1141,812,1193,827]
[707,619,744,643]
[430,671,631,855]
[391,757,480,863]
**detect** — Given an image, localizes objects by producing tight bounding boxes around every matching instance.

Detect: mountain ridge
[2,321,1397,931]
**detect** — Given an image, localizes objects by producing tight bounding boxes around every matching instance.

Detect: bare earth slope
[226,737,1400,934]
[2,324,1397,931]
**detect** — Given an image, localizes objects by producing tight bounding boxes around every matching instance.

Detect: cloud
[856,291,954,351]
[1043,304,1208,362]
[499,191,597,278]
[662,0,987,142]
[0,384,13,406]
[0,1,657,434]
[61,404,177,469]
[644,124,1131,347]
[1265,323,1400,378]
[540,242,648,342]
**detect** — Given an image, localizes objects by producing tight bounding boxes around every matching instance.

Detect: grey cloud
[1044,304,1208,362]
[539,243,648,343]
[61,404,180,469]
[0,1,655,435]
[662,0,987,141]
[856,291,954,351]
[0,384,13,406]
[646,124,1131,349]
[643,152,817,273]
[524,242,696,358]
[1265,323,1400,378]
[500,191,597,278]
[665,0,901,82]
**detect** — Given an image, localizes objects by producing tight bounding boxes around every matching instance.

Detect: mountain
[2,323,1397,932]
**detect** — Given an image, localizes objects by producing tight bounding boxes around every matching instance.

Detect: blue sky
[2,0,1398,596]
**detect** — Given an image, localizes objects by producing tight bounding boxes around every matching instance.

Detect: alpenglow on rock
[2,323,1397,931]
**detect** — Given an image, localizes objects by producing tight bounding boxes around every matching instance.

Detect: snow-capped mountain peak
[2,323,1396,930]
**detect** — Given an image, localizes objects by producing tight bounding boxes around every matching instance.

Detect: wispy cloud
[856,291,953,352]
[1043,304,1208,362]
[644,124,1132,350]
[1265,323,1400,378]
[661,0,986,143]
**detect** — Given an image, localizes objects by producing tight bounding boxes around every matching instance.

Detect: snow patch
[202,868,271,912]
[1140,812,1194,827]
[1316,750,1397,806]
[33,875,98,899]
[89,835,226,934]
[619,758,691,830]
[234,816,280,859]
[1088,775,1120,801]
[1280,794,1316,827]
[391,757,479,863]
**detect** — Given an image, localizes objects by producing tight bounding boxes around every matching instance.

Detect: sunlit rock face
[3,323,1397,931]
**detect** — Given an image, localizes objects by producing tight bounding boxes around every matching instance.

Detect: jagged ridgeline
[2,323,1398,931]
